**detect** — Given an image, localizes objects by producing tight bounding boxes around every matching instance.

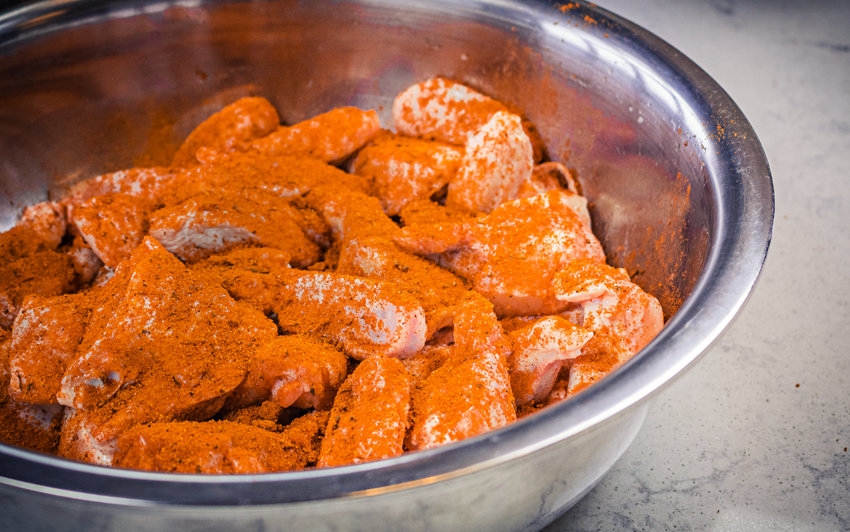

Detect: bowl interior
[0,0,714,319]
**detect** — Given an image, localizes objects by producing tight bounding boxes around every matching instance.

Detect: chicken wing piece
[251,107,381,165]
[148,191,322,266]
[0,399,63,454]
[407,294,515,451]
[8,293,93,404]
[161,152,372,208]
[73,193,155,268]
[224,334,349,412]
[17,201,67,247]
[445,111,534,214]
[62,167,175,231]
[338,236,470,338]
[398,198,477,227]
[274,271,427,360]
[553,259,663,356]
[392,77,544,161]
[55,237,278,463]
[0,226,76,328]
[349,132,463,215]
[66,167,174,203]
[112,415,326,474]
[309,188,398,243]
[172,96,281,168]
[507,316,594,407]
[190,247,292,314]
[312,189,471,339]
[394,190,605,317]
[318,355,411,468]
[552,259,664,396]
[58,407,116,465]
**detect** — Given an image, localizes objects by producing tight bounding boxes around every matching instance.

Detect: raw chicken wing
[224,334,348,411]
[273,271,427,360]
[251,107,381,165]
[8,293,92,404]
[55,237,278,464]
[318,356,411,468]
[392,77,544,161]
[394,190,605,316]
[507,316,593,407]
[73,193,155,268]
[445,111,534,214]
[113,415,326,473]
[553,259,664,395]
[172,96,280,168]
[407,294,515,451]
[349,132,463,215]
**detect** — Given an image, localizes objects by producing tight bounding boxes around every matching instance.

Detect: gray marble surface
[545,0,850,530]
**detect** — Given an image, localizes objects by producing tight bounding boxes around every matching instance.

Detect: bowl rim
[0,0,774,506]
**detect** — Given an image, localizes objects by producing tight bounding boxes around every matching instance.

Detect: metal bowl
[0,1,773,531]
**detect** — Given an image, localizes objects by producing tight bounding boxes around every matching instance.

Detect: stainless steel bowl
[0,1,773,530]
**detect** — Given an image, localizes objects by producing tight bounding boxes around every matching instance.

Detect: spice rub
[0,78,664,471]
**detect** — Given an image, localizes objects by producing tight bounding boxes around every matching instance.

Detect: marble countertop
[545,1,850,530]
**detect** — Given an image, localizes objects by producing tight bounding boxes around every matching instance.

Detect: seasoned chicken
[398,198,478,227]
[552,260,664,395]
[161,152,371,208]
[172,96,280,168]
[407,294,515,451]
[18,201,67,247]
[148,191,323,266]
[392,77,544,161]
[553,260,664,356]
[314,189,471,338]
[318,355,411,468]
[0,399,63,454]
[394,190,606,316]
[112,414,327,473]
[62,167,175,232]
[445,111,534,214]
[349,132,463,215]
[224,334,349,411]
[189,247,292,314]
[8,293,93,404]
[2,327,65,454]
[55,237,278,464]
[0,226,76,328]
[506,316,594,407]
[273,271,427,360]
[73,193,155,268]
[251,107,381,165]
